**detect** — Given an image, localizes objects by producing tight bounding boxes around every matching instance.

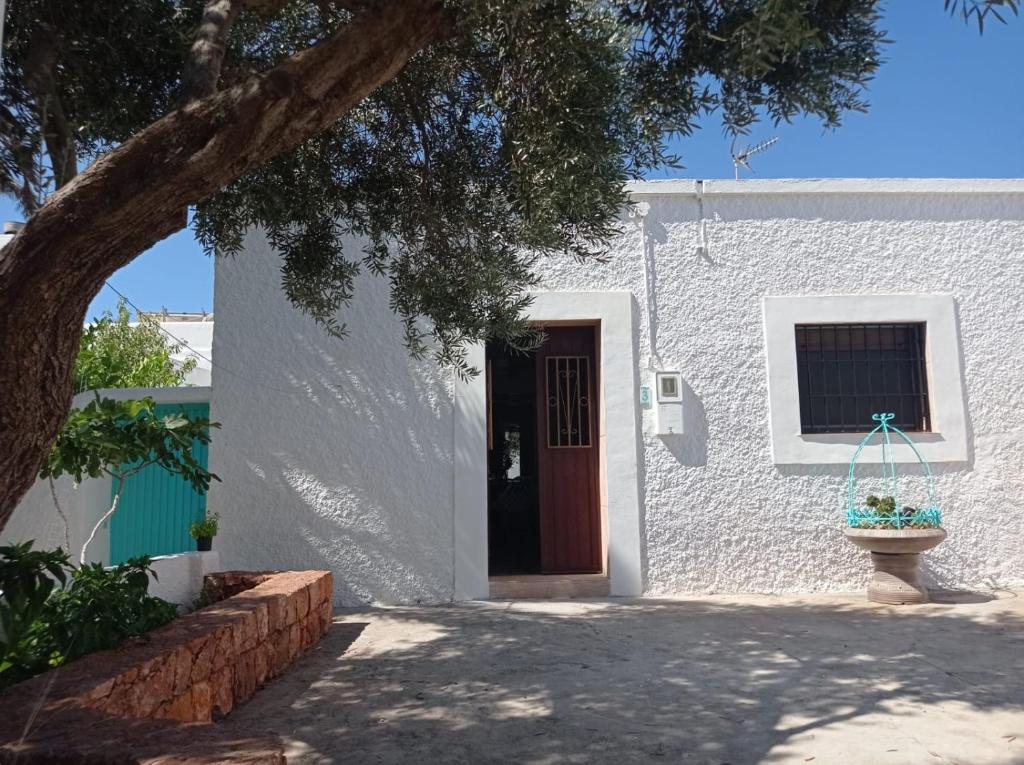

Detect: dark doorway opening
[487,325,602,576]
[487,341,541,575]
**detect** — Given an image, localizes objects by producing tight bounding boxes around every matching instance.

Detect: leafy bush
[188,512,219,540]
[40,395,219,563]
[0,542,70,682]
[0,543,177,689]
[74,299,197,393]
[41,396,217,492]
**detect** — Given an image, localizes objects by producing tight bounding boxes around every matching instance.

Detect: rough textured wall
[0,476,79,553]
[215,185,1024,602]
[536,188,1024,593]
[210,232,455,606]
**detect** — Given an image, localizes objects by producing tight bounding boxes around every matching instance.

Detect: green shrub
[0,542,70,682]
[74,299,197,393]
[188,512,219,540]
[0,543,177,689]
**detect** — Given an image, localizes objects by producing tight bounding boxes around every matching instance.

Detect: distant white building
[137,312,214,386]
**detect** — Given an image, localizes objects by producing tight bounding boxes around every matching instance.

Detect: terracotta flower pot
[844,527,947,605]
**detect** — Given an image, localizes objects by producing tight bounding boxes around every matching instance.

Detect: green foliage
[36,558,179,666]
[946,0,1019,31]
[74,299,198,394]
[864,494,896,514]
[188,512,219,540]
[0,541,69,679]
[859,494,941,529]
[0,543,177,689]
[1,1,1014,371]
[39,396,219,494]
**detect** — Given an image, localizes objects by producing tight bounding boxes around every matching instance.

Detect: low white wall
[148,551,221,607]
[1,387,211,563]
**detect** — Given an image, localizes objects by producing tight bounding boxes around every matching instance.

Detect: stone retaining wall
[1,570,332,762]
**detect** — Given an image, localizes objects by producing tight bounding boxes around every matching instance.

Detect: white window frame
[762,294,968,464]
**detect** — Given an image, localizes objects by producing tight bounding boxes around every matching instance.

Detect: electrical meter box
[655,371,684,435]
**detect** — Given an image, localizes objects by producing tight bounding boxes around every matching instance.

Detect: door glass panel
[486,342,540,575]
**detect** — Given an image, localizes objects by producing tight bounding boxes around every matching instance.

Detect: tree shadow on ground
[229,595,1024,765]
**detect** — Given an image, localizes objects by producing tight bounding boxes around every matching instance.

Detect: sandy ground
[229,592,1024,764]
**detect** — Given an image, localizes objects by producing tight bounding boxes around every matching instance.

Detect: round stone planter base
[867,552,929,605]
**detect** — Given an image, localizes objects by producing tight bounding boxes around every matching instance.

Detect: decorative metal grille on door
[545,356,592,448]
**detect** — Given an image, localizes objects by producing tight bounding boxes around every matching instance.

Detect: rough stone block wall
[1,570,332,762]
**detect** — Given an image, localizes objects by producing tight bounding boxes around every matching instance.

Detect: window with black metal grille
[794,323,931,434]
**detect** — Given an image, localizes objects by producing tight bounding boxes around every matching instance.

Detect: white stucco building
[137,312,214,386]
[208,179,1024,606]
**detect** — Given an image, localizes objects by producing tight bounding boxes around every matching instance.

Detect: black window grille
[794,323,930,434]
[545,356,593,448]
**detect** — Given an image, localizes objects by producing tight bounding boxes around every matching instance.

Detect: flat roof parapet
[626,178,1024,196]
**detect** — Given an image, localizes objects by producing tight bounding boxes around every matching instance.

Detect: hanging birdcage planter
[843,413,947,605]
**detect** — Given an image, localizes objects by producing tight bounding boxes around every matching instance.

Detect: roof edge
[626,178,1024,196]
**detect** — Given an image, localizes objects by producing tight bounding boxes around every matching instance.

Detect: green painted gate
[109,402,210,565]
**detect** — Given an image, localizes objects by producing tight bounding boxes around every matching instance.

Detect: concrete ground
[230,592,1024,764]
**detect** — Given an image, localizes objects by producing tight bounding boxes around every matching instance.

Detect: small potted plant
[189,512,219,552]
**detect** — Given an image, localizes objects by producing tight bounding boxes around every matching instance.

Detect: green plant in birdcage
[846,413,942,530]
[844,412,947,606]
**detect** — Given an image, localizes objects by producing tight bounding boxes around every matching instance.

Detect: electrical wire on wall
[630,200,665,372]
[695,179,709,259]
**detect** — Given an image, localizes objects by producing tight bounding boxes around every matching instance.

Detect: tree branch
[182,0,378,102]
[80,475,126,564]
[0,0,449,531]
[48,477,71,551]
[182,0,246,102]
[23,26,77,189]
[0,104,41,213]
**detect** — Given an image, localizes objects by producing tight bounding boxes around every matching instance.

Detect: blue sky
[2,2,1020,318]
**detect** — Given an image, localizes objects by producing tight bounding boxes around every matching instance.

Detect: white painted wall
[211,180,1024,604]
[210,234,455,606]
[160,321,214,386]
[149,551,221,607]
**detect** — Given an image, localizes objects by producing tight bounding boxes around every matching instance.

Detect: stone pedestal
[868,552,928,604]
[843,527,946,606]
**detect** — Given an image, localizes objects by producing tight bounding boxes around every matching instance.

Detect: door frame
[453,291,643,598]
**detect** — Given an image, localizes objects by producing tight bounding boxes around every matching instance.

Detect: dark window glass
[794,323,930,434]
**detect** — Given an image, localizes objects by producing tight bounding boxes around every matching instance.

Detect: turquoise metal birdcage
[846,413,942,529]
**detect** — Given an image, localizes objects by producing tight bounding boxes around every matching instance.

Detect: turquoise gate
[109,402,210,565]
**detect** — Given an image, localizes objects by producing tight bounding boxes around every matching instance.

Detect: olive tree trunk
[0,0,446,533]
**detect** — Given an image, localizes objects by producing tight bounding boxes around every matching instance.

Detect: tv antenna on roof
[731,136,779,180]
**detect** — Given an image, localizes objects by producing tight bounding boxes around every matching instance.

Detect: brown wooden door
[535,325,601,573]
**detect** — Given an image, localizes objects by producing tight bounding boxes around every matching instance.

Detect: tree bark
[0,0,447,533]
[182,0,247,101]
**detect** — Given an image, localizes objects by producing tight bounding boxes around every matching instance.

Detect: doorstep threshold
[488,573,609,599]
